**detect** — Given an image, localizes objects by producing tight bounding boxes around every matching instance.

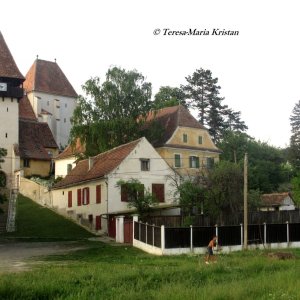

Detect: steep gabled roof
[55,138,85,160]
[0,31,24,80]
[261,192,294,207]
[53,139,141,189]
[19,95,37,121]
[19,119,58,160]
[23,59,77,98]
[144,105,207,147]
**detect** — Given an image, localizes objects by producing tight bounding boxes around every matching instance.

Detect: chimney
[88,157,94,170]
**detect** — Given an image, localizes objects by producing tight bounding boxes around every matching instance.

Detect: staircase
[6,188,18,232]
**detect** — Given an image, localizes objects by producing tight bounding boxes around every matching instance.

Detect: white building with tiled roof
[51,137,179,236]
[23,58,78,148]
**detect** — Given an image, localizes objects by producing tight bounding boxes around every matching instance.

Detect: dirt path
[0,241,87,273]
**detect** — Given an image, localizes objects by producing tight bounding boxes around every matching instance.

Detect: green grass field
[0,195,299,299]
[0,243,299,299]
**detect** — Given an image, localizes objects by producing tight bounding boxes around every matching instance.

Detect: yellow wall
[22,159,52,177]
[157,126,220,176]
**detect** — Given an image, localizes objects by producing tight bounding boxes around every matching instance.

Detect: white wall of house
[107,138,178,214]
[55,156,77,178]
[0,97,20,186]
[27,91,77,148]
[52,179,108,234]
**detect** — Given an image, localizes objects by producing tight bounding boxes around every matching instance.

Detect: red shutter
[121,185,128,202]
[87,187,90,205]
[95,215,101,230]
[68,191,72,207]
[152,184,165,203]
[77,189,82,206]
[96,185,101,203]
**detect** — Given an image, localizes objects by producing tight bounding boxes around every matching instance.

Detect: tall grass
[0,242,299,299]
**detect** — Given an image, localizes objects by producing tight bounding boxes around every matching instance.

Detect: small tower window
[183,133,188,143]
[5,133,7,138]
[7,107,8,112]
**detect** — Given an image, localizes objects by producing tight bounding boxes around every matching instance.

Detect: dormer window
[198,136,203,144]
[140,159,150,171]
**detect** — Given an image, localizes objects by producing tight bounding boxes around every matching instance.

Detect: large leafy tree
[182,68,247,143]
[70,67,152,156]
[153,86,187,109]
[205,161,244,221]
[219,132,287,193]
[289,100,300,171]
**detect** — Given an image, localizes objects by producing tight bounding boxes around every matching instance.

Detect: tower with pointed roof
[23,58,78,149]
[0,31,24,187]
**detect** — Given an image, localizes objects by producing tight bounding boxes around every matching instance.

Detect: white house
[54,138,85,179]
[51,137,179,237]
[260,192,296,211]
[23,58,78,149]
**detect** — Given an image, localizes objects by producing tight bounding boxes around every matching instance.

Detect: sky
[1,0,299,148]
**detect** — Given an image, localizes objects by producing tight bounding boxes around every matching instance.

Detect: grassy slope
[1,194,93,240]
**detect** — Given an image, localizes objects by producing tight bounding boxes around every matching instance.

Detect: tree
[70,67,152,156]
[182,68,247,143]
[153,86,187,109]
[174,175,207,217]
[205,161,244,221]
[289,100,300,171]
[116,179,157,217]
[291,174,300,206]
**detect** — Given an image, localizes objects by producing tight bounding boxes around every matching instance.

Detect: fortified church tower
[0,32,24,188]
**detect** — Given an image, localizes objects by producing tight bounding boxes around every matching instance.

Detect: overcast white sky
[1,0,299,148]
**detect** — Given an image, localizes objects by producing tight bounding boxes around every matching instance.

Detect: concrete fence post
[161,225,165,254]
[190,225,193,253]
[215,224,218,238]
[286,221,289,245]
[146,222,148,245]
[152,224,155,247]
[264,222,267,245]
[132,215,138,241]
[240,223,243,246]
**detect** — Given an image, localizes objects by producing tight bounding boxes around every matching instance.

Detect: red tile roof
[53,139,141,189]
[19,119,58,160]
[144,105,207,147]
[23,59,77,98]
[261,192,294,207]
[55,138,85,160]
[19,95,37,121]
[0,31,24,80]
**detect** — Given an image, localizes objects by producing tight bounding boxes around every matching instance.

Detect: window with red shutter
[96,185,101,203]
[77,189,82,206]
[152,184,165,203]
[68,191,72,207]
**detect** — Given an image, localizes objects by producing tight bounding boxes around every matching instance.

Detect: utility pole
[243,152,248,249]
